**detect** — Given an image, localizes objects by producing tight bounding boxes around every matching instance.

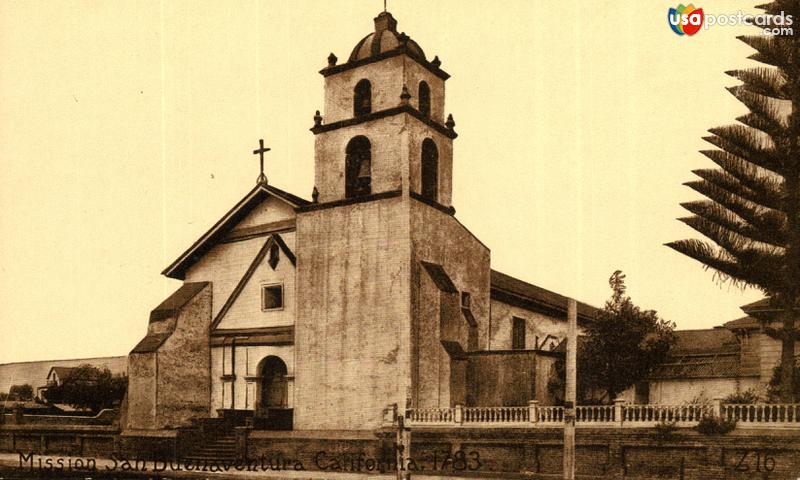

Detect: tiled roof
[670,328,739,355]
[131,283,209,354]
[651,352,743,379]
[49,367,75,380]
[650,328,752,380]
[150,282,209,322]
[723,316,761,331]
[490,270,600,322]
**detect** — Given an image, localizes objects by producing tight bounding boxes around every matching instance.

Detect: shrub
[8,384,33,401]
[696,415,736,435]
[723,389,760,404]
[654,419,678,443]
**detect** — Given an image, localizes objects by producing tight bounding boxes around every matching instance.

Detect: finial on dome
[312,186,319,203]
[374,11,397,32]
[400,85,411,105]
[446,114,456,130]
[327,53,337,67]
[431,56,441,68]
[313,110,322,127]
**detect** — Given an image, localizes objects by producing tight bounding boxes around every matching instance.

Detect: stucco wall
[211,234,296,330]
[753,329,800,383]
[489,299,575,351]
[294,196,411,430]
[467,351,538,407]
[410,201,490,409]
[154,285,212,428]
[126,354,156,430]
[313,115,407,203]
[210,344,295,413]
[648,377,763,404]
[322,55,445,124]
[184,196,296,321]
[125,285,212,430]
[406,119,453,206]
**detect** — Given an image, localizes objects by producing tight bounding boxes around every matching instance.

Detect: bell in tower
[294,10,489,432]
[310,10,457,208]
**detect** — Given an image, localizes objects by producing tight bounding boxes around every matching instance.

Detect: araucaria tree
[580,271,675,402]
[666,1,800,402]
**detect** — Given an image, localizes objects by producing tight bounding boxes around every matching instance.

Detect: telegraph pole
[563,298,577,480]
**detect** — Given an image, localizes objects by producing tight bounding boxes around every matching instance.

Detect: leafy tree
[8,384,33,401]
[43,365,126,413]
[548,271,675,404]
[666,1,800,402]
[581,271,675,402]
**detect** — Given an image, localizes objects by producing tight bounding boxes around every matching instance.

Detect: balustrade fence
[403,401,800,429]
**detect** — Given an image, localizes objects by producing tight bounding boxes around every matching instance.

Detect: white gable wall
[183,195,297,322]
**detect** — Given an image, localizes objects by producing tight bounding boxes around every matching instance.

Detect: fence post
[529,400,539,425]
[383,403,399,427]
[712,397,722,419]
[614,398,626,427]
[455,404,464,425]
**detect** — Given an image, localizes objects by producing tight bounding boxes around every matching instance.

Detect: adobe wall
[154,286,212,429]
[294,196,412,430]
[467,351,538,406]
[126,354,157,430]
[490,298,575,351]
[410,201,490,409]
[649,377,763,404]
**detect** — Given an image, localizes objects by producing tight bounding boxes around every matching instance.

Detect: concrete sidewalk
[0,452,481,480]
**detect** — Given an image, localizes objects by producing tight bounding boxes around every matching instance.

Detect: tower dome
[348,12,426,63]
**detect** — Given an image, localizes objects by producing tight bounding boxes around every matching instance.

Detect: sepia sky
[0,0,768,363]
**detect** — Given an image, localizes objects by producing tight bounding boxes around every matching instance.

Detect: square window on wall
[262,284,284,311]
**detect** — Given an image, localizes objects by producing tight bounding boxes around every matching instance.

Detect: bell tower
[310,11,457,208]
[294,11,489,431]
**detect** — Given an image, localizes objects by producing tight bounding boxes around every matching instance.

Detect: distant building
[0,356,127,401]
[625,298,800,404]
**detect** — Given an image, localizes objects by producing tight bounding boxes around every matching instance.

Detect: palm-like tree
[666,0,800,402]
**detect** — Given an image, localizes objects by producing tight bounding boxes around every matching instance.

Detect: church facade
[124,11,595,433]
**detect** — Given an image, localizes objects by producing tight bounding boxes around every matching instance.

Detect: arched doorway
[255,356,292,430]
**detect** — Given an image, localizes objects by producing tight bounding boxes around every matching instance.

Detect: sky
[0,0,769,364]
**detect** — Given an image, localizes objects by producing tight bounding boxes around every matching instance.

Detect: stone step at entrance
[182,429,239,463]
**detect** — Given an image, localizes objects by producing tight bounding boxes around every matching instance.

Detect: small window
[262,284,284,311]
[512,317,526,350]
[461,291,471,309]
[354,79,372,117]
[421,138,439,202]
[418,81,431,117]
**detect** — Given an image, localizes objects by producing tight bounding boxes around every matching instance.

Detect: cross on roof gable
[162,184,309,280]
